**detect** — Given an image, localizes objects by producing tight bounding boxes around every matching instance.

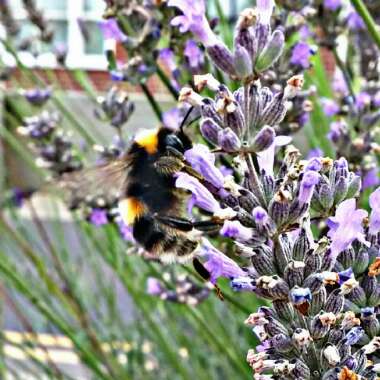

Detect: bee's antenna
[179,106,194,133]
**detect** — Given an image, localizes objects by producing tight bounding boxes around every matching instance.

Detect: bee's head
[158,128,192,154]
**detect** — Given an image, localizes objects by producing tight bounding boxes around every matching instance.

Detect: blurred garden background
[0,0,379,379]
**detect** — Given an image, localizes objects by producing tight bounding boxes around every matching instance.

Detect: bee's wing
[51,155,132,207]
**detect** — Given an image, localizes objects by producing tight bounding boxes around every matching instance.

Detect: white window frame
[2,0,107,71]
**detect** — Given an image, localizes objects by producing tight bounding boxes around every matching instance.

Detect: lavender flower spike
[168,0,218,47]
[199,239,246,283]
[369,187,380,235]
[327,199,369,260]
[298,170,320,204]
[184,144,224,189]
[175,172,220,213]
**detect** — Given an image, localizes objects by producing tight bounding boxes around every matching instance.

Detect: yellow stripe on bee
[119,197,145,225]
[135,128,159,154]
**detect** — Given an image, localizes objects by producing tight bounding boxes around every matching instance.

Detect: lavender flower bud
[255,30,285,72]
[200,118,222,145]
[252,126,275,152]
[233,43,253,79]
[207,42,237,77]
[251,246,275,275]
[272,300,294,322]
[292,360,310,379]
[255,22,270,54]
[347,286,366,307]
[270,333,293,352]
[310,316,329,339]
[221,220,253,243]
[261,173,275,202]
[304,252,321,278]
[325,289,344,314]
[273,237,291,274]
[323,344,340,367]
[299,171,320,204]
[310,287,327,315]
[218,128,241,152]
[201,99,222,123]
[268,190,290,227]
[339,248,355,269]
[264,316,288,336]
[256,276,289,301]
[292,229,311,262]
[292,328,312,350]
[333,176,349,204]
[290,286,312,305]
[346,175,362,198]
[368,285,380,307]
[235,18,256,60]
[343,327,364,346]
[284,261,305,288]
[318,184,334,210]
[259,93,287,127]
[353,248,369,275]
[303,274,323,294]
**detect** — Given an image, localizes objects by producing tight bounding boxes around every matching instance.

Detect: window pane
[83,21,103,55]
[36,0,67,12]
[84,0,104,13]
[41,20,67,52]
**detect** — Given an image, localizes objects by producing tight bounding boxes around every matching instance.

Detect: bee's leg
[155,215,223,233]
[154,156,185,175]
[193,258,224,301]
[192,220,223,233]
[154,215,194,231]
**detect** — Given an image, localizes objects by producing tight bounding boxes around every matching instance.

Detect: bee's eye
[164,134,184,153]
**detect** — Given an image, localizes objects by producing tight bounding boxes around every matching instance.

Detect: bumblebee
[60,112,221,264]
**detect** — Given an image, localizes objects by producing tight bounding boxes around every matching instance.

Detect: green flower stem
[156,66,179,100]
[140,82,163,122]
[351,0,380,50]
[0,253,110,380]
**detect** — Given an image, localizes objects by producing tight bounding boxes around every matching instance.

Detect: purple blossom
[363,167,380,190]
[323,0,342,11]
[257,0,275,25]
[299,171,320,204]
[220,220,252,242]
[307,148,323,159]
[168,0,218,46]
[332,70,349,96]
[184,39,204,70]
[343,327,364,345]
[175,172,220,213]
[373,91,380,107]
[162,107,181,130]
[89,209,108,226]
[200,239,246,283]
[299,25,311,40]
[158,48,177,72]
[116,218,135,242]
[184,144,224,188]
[290,42,314,69]
[22,88,52,106]
[257,135,292,175]
[290,287,312,305]
[369,187,380,235]
[327,199,368,259]
[347,11,365,30]
[355,91,371,111]
[98,19,126,41]
[328,120,346,142]
[321,98,340,117]
[252,207,270,226]
[230,277,256,291]
[306,158,322,172]
[337,268,354,285]
[146,278,163,296]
